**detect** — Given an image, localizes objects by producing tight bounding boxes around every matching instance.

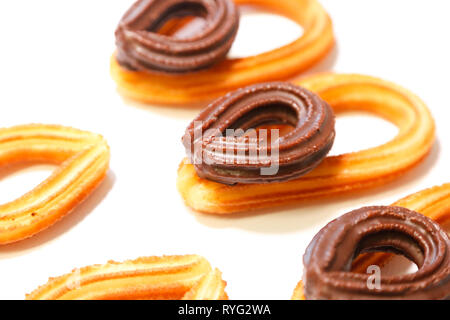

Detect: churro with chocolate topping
[302,206,450,300]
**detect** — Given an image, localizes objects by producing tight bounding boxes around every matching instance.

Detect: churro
[177,74,435,214]
[27,255,228,300]
[302,206,449,299]
[111,0,334,104]
[293,183,450,300]
[0,124,110,244]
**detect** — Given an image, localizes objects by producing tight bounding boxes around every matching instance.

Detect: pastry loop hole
[229,5,304,58]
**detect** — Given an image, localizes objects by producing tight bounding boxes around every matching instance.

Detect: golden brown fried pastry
[0,124,110,244]
[177,74,435,214]
[182,268,228,300]
[27,255,228,300]
[111,0,334,104]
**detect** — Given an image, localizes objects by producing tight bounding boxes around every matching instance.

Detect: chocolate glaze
[182,82,336,184]
[303,206,450,300]
[115,0,239,73]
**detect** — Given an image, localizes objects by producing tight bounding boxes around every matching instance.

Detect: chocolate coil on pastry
[182,82,336,184]
[303,206,450,300]
[115,0,239,73]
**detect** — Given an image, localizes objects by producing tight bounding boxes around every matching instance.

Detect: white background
[0,0,449,300]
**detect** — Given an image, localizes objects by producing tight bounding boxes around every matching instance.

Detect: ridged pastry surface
[177,74,435,214]
[27,255,228,300]
[0,124,110,244]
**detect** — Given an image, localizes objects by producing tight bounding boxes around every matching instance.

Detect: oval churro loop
[111,0,334,104]
[26,255,228,300]
[302,206,450,300]
[115,0,239,73]
[177,74,435,214]
[183,82,335,184]
[0,124,110,245]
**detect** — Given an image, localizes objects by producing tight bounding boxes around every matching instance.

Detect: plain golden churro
[0,124,110,245]
[27,255,228,300]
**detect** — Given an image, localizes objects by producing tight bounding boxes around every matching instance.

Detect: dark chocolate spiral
[115,0,239,73]
[182,82,336,184]
[303,206,450,300]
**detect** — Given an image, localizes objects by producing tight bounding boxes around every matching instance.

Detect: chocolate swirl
[303,206,450,300]
[182,82,336,184]
[115,0,239,73]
